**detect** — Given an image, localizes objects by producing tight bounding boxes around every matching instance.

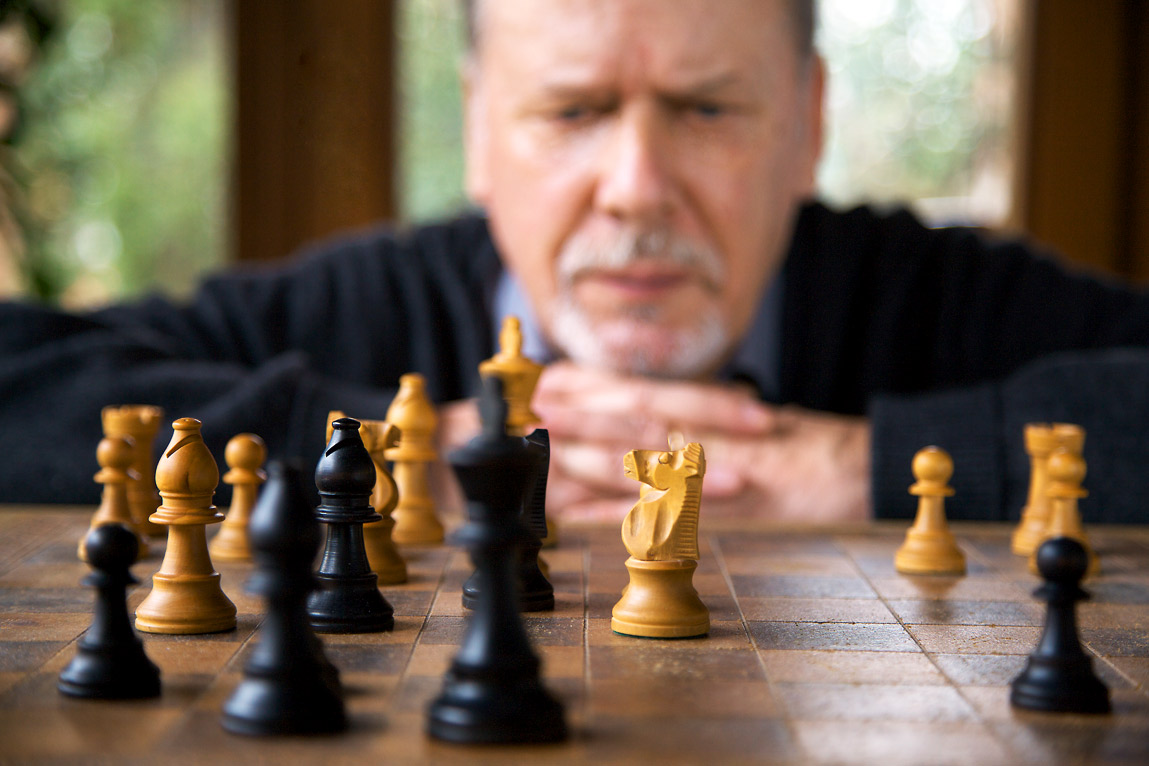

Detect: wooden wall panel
[1020,0,1149,281]
[231,1,396,263]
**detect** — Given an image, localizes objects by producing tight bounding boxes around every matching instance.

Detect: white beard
[547,227,731,379]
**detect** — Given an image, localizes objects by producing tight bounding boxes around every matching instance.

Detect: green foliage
[399,0,468,223]
[10,0,225,305]
[817,0,1018,223]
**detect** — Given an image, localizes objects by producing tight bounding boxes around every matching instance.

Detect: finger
[700,461,746,498]
[540,366,776,435]
[545,467,604,512]
[560,496,634,524]
[551,441,638,493]
[631,380,776,433]
[537,405,669,445]
[436,398,480,451]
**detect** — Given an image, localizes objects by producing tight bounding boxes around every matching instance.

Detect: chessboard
[2,506,1148,765]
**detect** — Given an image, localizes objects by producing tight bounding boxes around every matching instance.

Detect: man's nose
[594,106,675,224]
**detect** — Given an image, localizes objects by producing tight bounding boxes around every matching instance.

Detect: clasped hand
[437,361,872,524]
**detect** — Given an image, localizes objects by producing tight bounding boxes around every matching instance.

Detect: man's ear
[461,58,491,205]
[797,54,826,196]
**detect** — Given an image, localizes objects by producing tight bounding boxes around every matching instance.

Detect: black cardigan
[3,203,1148,522]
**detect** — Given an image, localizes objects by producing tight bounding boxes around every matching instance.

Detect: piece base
[427,690,567,745]
[611,557,709,639]
[135,573,237,635]
[208,528,251,562]
[1010,678,1111,714]
[221,678,348,736]
[1010,655,1111,714]
[392,507,444,545]
[1010,512,1048,557]
[58,648,161,700]
[895,533,966,575]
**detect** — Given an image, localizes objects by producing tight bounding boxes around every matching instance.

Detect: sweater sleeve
[0,218,497,504]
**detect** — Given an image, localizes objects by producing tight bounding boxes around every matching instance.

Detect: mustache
[556,228,726,288]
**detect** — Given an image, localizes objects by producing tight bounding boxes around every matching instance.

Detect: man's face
[465,0,823,378]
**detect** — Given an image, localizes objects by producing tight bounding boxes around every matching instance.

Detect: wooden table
[1,507,1147,764]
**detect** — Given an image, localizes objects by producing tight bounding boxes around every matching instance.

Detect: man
[2,0,1148,524]
[447,0,864,524]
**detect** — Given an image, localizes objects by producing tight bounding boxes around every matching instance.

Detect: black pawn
[223,461,346,736]
[463,427,555,612]
[1010,536,1111,714]
[428,376,567,744]
[58,523,161,699]
[308,418,394,633]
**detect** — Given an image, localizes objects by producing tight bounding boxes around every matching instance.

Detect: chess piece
[359,419,407,584]
[222,461,347,736]
[79,436,147,561]
[1028,449,1099,578]
[209,433,268,562]
[611,438,710,638]
[463,428,555,612]
[102,404,165,537]
[427,376,567,744]
[894,446,966,575]
[479,320,559,548]
[59,523,161,699]
[135,418,237,634]
[1012,423,1085,556]
[307,417,394,633]
[386,374,444,544]
[479,316,544,436]
[1010,536,1111,714]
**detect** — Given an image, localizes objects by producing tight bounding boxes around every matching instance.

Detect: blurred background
[0,0,1145,307]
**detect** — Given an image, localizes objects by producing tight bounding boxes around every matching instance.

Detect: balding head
[463,0,817,61]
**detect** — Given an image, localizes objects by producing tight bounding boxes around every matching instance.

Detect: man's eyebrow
[666,73,741,97]
[534,72,743,99]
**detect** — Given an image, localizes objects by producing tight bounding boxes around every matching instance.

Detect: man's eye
[692,102,725,118]
[556,106,589,122]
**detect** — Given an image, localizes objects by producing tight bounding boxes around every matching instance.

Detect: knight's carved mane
[671,443,705,559]
[622,442,706,561]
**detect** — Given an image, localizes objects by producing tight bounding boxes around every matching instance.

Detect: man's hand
[435,361,873,524]
[534,362,872,524]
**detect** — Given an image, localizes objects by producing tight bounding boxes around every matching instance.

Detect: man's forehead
[475,0,790,83]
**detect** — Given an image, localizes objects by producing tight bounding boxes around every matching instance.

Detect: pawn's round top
[909,446,954,496]
[94,436,136,483]
[1035,536,1089,585]
[84,523,140,572]
[223,433,267,483]
[1047,449,1087,490]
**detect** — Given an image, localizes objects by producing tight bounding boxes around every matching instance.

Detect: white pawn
[80,436,147,562]
[894,447,966,575]
[209,433,267,562]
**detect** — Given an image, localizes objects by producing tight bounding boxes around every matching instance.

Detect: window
[397,0,1024,227]
[3,0,226,305]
